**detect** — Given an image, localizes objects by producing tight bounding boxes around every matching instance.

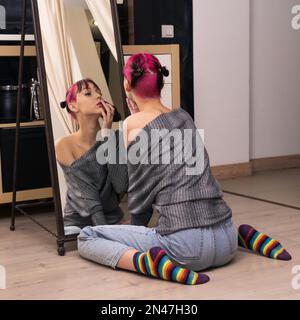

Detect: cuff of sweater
[89,205,106,225]
[91,212,107,226]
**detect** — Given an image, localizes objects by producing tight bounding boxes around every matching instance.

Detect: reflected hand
[100,100,115,137]
[126,98,139,114]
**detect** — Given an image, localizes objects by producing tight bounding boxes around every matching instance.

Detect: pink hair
[65,78,100,120]
[123,53,165,99]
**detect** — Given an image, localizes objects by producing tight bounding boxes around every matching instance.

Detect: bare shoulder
[124,112,157,130]
[55,135,75,167]
[124,112,144,128]
[123,113,145,134]
[123,108,172,147]
[123,113,145,148]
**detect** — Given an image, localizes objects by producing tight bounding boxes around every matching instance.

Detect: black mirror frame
[28,0,127,255]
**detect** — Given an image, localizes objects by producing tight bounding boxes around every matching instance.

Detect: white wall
[193,0,250,166]
[193,0,300,166]
[250,0,300,159]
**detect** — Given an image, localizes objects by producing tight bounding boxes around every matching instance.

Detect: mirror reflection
[37,0,128,236]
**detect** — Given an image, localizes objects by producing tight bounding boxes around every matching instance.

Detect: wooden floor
[0,172,300,299]
[221,168,300,208]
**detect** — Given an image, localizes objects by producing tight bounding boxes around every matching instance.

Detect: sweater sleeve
[61,167,107,224]
[127,163,160,227]
[106,130,129,195]
[127,127,166,227]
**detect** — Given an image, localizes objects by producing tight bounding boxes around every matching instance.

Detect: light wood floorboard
[0,193,299,300]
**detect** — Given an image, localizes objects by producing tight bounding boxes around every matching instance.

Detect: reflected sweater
[59,131,128,228]
[127,108,232,235]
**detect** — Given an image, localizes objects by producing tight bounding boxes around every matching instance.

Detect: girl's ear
[124,79,131,93]
[68,103,78,113]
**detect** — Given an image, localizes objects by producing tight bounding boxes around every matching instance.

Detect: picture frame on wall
[123,44,181,110]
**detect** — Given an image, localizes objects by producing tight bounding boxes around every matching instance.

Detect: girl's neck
[76,117,100,147]
[134,97,167,113]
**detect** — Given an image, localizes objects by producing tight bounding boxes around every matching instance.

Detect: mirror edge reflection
[31,0,66,252]
[31,0,127,254]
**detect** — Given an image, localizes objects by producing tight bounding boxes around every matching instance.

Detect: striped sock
[133,247,209,285]
[238,224,292,261]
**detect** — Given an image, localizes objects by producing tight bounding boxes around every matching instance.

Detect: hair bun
[136,68,144,77]
[131,63,144,76]
[161,66,169,77]
[130,62,145,87]
[60,101,67,109]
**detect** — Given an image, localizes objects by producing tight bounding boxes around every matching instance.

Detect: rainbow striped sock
[133,247,209,285]
[238,224,292,261]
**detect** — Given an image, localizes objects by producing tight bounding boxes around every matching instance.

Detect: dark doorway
[118,0,194,119]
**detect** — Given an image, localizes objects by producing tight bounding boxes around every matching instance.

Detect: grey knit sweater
[127,108,232,235]
[59,130,128,228]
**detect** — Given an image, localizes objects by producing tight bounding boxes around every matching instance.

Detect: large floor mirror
[30,0,127,254]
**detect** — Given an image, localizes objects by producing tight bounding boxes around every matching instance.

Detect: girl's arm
[63,172,107,225]
[106,129,128,195]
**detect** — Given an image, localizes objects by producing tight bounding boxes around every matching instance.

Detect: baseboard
[211,162,252,181]
[211,155,300,180]
[251,154,300,172]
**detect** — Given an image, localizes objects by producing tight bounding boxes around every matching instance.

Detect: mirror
[33,0,127,244]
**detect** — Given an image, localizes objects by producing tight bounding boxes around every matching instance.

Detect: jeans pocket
[162,228,204,262]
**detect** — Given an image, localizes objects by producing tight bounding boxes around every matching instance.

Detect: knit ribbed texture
[238,224,292,260]
[127,108,232,235]
[133,247,210,285]
[59,130,128,228]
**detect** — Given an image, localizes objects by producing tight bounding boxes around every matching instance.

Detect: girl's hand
[119,217,131,225]
[126,98,139,114]
[100,100,115,137]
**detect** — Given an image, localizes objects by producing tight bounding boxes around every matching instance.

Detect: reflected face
[70,83,104,118]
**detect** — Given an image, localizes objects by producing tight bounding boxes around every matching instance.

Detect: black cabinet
[0,126,51,192]
[0,54,38,123]
[0,124,52,204]
[0,0,34,35]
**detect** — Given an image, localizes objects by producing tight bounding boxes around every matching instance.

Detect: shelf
[0,45,36,56]
[0,42,50,206]
[0,187,53,204]
[0,35,35,42]
[0,120,45,129]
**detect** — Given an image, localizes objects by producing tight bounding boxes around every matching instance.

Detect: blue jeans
[77,217,238,271]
